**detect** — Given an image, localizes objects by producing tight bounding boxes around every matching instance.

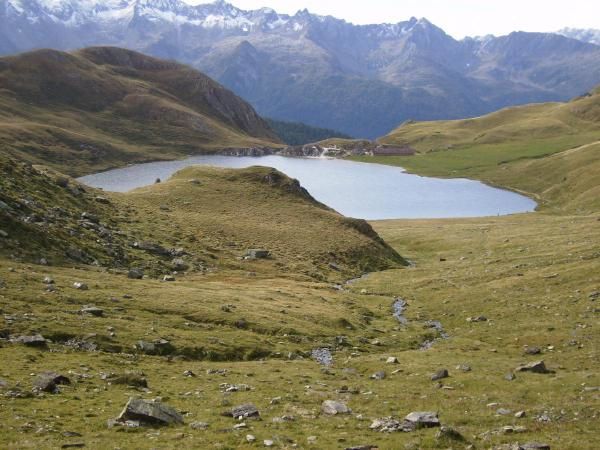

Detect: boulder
[515,360,550,374]
[245,249,270,260]
[135,339,174,355]
[404,411,440,428]
[162,275,176,282]
[33,372,71,393]
[321,400,351,415]
[127,268,144,280]
[386,356,399,364]
[116,397,183,426]
[223,403,260,419]
[370,417,416,433]
[73,282,89,290]
[431,369,449,381]
[12,334,47,347]
[370,371,386,380]
[81,306,104,317]
[171,258,189,271]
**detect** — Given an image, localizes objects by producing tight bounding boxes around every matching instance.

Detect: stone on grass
[33,372,71,393]
[515,360,550,374]
[386,357,399,364]
[12,334,47,347]
[321,400,351,415]
[189,421,209,430]
[435,426,465,441]
[127,268,144,280]
[370,417,416,433]
[73,282,88,290]
[245,249,270,259]
[43,276,54,285]
[116,397,183,426]
[223,403,260,419]
[162,275,176,282]
[370,371,386,380]
[81,306,104,317]
[0,230,8,238]
[431,369,449,381]
[404,411,440,428]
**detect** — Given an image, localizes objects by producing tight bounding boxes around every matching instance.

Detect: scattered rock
[263,440,274,447]
[456,364,472,372]
[515,411,526,418]
[183,370,196,377]
[61,443,85,449]
[189,421,209,430]
[386,357,399,364]
[33,372,71,393]
[246,434,256,443]
[115,397,183,426]
[135,339,174,355]
[245,249,270,259]
[467,315,487,322]
[515,360,551,374]
[435,426,465,441]
[81,306,103,317]
[504,372,516,381]
[370,417,416,433]
[43,276,54,285]
[321,400,351,415]
[73,282,89,290]
[127,268,144,280]
[370,371,386,380]
[404,411,440,428]
[162,275,176,282]
[589,291,600,301]
[431,369,449,381]
[524,346,542,355]
[345,446,378,450]
[171,258,189,271]
[11,334,47,347]
[519,443,550,450]
[95,196,110,204]
[0,230,8,239]
[312,348,333,366]
[223,403,260,419]
[496,408,512,415]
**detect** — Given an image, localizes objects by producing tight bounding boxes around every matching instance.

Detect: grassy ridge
[0,47,281,177]
[350,89,600,212]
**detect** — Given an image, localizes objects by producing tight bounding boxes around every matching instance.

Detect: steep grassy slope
[266,118,353,146]
[0,153,404,281]
[0,47,281,176]
[351,88,600,213]
[0,213,597,449]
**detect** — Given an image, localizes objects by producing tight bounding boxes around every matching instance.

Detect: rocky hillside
[0,152,405,280]
[0,46,281,176]
[1,1,599,137]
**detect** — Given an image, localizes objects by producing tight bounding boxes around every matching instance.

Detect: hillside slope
[364,88,600,213]
[0,47,281,176]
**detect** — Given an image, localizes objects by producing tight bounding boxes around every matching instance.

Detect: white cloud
[184,0,600,39]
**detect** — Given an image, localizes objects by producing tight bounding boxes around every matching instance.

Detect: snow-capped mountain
[557,28,600,46]
[1,0,599,138]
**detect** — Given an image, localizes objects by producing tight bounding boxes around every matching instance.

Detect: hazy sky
[185,0,600,39]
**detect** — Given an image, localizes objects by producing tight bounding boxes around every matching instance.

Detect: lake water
[78,155,536,220]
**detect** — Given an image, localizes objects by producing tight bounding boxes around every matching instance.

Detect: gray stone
[0,230,8,238]
[524,346,542,355]
[223,403,260,419]
[135,339,174,355]
[496,408,512,415]
[515,360,550,374]
[263,440,274,447]
[73,282,89,290]
[370,417,416,433]
[33,372,71,393]
[116,397,183,426]
[321,400,351,415]
[189,421,209,430]
[95,196,110,204]
[370,371,386,380]
[43,276,54,284]
[456,364,472,372]
[505,372,516,381]
[520,444,550,450]
[435,426,465,441]
[245,249,270,259]
[162,275,176,282]
[386,357,399,364]
[404,411,440,428]
[431,369,449,381]
[515,411,527,418]
[171,258,189,271]
[12,334,47,347]
[127,268,144,280]
[81,306,103,317]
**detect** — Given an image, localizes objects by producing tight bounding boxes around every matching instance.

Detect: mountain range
[1,0,600,138]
